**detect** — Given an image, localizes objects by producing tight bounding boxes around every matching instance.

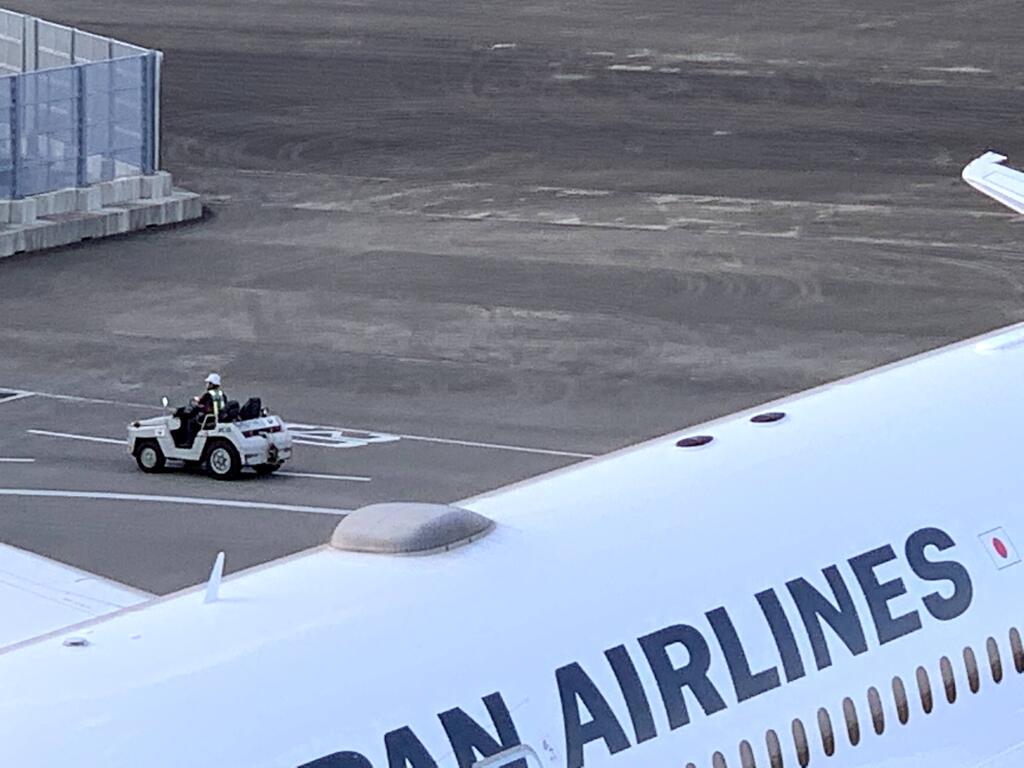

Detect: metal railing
[0,9,160,199]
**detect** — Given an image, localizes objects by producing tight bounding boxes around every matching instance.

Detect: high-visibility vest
[209,388,227,418]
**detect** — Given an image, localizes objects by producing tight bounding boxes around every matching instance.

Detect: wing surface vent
[689,626,1022,767]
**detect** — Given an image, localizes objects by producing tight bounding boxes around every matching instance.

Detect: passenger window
[916,666,934,714]
[817,707,835,757]
[697,636,1023,768]
[987,636,1003,683]
[792,718,810,768]
[1010,627,1024,673]
[765,729,784,768]
[841,697,860,746]
[866,686,885,735]
[739,739,756,768]
[892,675,910,724]
[963,646,980,693]
[939,656,956,704]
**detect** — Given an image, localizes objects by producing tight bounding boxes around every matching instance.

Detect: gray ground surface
[2,0,1024,593]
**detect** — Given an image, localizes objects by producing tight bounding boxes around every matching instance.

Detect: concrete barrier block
[98,180,117,206]
[100,177,137,206]
[81,214,106,240]
[125,177,143,202]
[145,200,168,227]
[157,199,177,226]
[141,172,173,199]
[155,171,173,198]
[57,188,78,215]
[52,225,74,250]
[102,208,130,236]
[124,203,147,231]
[77,187,102,212]
[37,222,63,251]
[169,191,202,222]
[39,192,56,216]
[0,230,15,258]
[22,223,45,252]
[0,182,201,257]
[172,198,188,223]
[34,189,77,217]
[33,193,51,217]
[38,223,62,251]
[110,178,130,205]
[40,216,102,248]
[14,228,27,254]
[10,198,36,225]
[0,228,18,258]
[183,202,201,222]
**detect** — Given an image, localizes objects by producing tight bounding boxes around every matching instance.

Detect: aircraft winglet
[962,150,1024,214]
[204,552,225,604]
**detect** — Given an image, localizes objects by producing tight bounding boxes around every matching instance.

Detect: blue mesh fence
[0,53,156,199]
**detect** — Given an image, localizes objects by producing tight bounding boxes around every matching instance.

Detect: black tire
[204,439,241,480]
[134,440,165,473]
[254,463,281,477]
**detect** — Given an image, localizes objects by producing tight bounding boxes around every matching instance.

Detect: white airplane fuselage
[3,324,1024,768]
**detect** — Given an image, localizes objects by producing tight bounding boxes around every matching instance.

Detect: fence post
[9,74,18,198]
[75,65,86,186]
[140,52,157,174]
[153,51,161,172]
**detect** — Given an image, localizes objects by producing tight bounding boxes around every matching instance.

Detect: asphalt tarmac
[1,0,1024,593]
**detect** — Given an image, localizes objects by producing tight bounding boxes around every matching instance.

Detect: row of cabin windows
[686,627,1024,768]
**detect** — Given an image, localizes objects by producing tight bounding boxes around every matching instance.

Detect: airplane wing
[962,151,1024,213]
[0,542,150,649]
[2,322,1024,767]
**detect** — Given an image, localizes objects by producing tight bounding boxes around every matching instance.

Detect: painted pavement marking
[27,430,125,446]
[0,488,350,516]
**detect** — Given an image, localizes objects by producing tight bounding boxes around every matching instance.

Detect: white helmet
[205,372,221,386]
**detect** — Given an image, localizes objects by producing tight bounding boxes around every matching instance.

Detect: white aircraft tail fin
[962,150,1024,213]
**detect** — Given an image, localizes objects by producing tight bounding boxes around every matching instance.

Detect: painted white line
[921,65,990,74]
[398,433,594,459]
[0,392,35,406]
[0,388,152,409]
[0,489,350,516]
[286,424,399,449]
[7,387,595,458]
[0,458,34,463]
[27,429,125,446]
[276,471,371,483]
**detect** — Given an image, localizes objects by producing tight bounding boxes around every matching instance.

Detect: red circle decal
[993,538,1009,559]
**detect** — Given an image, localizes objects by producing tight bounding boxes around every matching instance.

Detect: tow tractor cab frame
[127,396,293,479]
